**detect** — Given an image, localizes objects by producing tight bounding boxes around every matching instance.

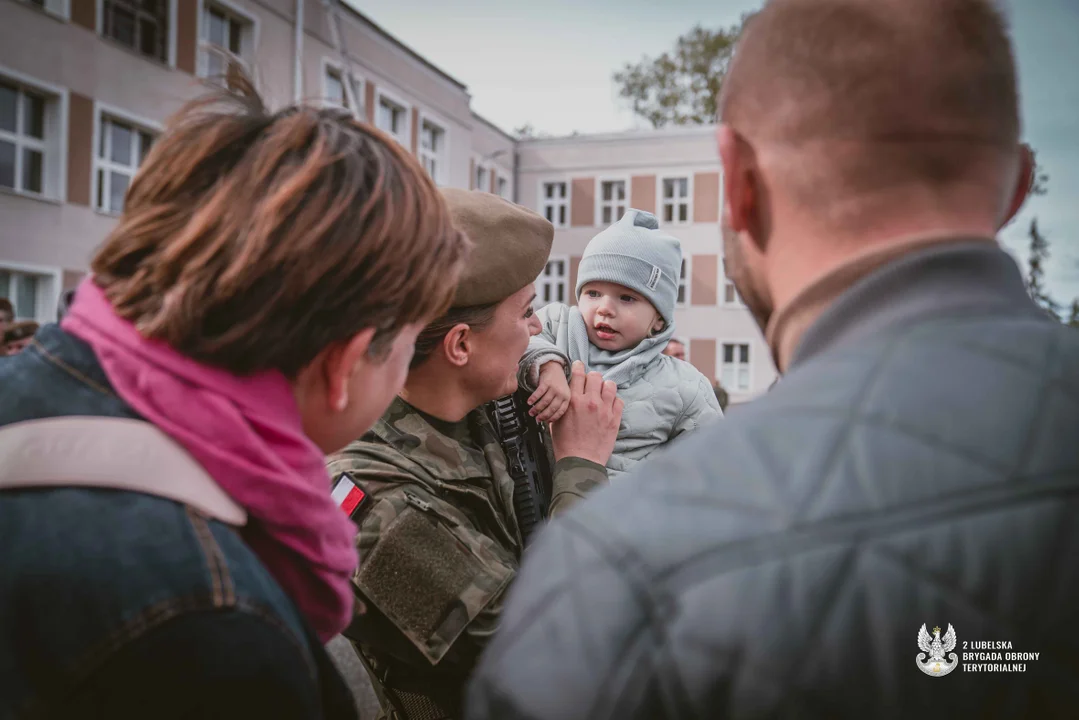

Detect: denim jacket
[0,325,357,720]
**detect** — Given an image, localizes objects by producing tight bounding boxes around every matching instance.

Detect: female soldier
[0,76,468,717]
[329,189,624,720]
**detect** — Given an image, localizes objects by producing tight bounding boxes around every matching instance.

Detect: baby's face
[578,281,664,352]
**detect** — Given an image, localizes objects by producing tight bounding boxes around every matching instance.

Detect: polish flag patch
[332,473,367,517]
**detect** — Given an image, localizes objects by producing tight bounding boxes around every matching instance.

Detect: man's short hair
[0,297,13,321]
[720,0,1019,199]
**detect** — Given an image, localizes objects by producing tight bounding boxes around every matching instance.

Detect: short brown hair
[0,298,13,321]
[409,303,498,370]
[721,0,1019,196]
[91,72,469,377]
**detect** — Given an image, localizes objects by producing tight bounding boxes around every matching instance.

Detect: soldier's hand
[528,361,571,423]
[550,361,623,465]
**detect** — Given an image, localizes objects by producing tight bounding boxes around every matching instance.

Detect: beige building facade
[0,0,773,398]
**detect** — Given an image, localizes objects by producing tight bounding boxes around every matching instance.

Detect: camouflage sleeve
[328,459,518,673]
[548,456,608,517]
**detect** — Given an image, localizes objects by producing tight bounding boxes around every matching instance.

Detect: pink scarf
[61,278,357,642]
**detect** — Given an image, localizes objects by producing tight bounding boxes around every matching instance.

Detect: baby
[521,209,722,480]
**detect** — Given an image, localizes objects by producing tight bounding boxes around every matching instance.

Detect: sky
[348,0,1079,309]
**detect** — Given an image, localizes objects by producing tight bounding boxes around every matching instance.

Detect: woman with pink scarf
[0,75,468,718]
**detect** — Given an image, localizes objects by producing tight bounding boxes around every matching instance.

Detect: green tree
[1067,299,1079,328]
[612,18,748,129]
[513,122,557,140]
[1022,150,1073,320]
[1025,218,1061,317]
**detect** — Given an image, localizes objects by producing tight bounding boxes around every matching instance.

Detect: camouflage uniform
[327,396,607,719]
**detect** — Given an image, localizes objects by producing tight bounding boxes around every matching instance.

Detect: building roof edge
[338,2,469,91]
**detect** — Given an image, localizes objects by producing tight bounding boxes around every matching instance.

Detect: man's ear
[651,316,666,334]
[324,327,376,413]
[717,124,766,252]
[1001,143,1035,230]
[718,125,749,235]
[442,323,472,368]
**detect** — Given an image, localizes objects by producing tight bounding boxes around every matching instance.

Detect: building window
[200,4,252,82]
[723,279,744,306]
[96,115,155,215]
[536,256,568,307]
[721,343,751,391]
[322,61,362,117]
[661,176,690,224]
[474,164,488,192]
[376,95,408,145]
[496,175,509,199]
[325,67,346,107]
[0,267,56,322]
[0,80,49,197]
[541,182,568,228]
[102,0,170,63]
[419,119,445,183]
[599,180,626,225]
[677,259,689,305]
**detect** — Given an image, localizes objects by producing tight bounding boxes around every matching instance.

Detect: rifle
[484,387,554,546]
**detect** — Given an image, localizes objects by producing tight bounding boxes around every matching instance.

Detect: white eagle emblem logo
[917,623,958,677]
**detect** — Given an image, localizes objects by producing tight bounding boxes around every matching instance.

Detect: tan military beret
[441,188,553,308]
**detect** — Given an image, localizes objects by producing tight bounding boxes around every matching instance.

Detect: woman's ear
[442,323,472,367]
[651,316,666,335]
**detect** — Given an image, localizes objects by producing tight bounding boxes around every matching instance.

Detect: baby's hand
[528,361,571,423]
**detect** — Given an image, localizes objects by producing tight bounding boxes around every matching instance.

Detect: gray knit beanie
[575,209,682,325]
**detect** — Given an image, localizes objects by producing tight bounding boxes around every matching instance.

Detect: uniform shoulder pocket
[355,496,514,665]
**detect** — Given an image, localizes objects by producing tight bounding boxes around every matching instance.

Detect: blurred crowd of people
[0,298,38,356]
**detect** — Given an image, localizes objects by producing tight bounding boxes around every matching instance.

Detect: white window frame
[97,0,179,67]
[0,261,62,324]
[496,173,509,200]
[487,164,509,196]
[535,254,569,308]
[92,103,162,217]
[538,180,569,229]
[320,56,363,118]
[658,175,692,226]
[473,160,489,192]
[417,111,448,185]
[722,278,745,306]
[374,87,410,147]
[677,257,690,307]
[0,65,68,202]
[719,340,754,393]
[197,0,259,82]
[18,0,71,20]
[594,176,629,227]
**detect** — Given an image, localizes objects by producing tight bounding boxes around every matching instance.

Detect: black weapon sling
[483,387,555,546]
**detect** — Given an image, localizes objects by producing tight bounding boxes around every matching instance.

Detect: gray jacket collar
[791,240,1047,371]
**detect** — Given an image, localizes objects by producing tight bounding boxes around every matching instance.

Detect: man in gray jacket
[467,0,1079,717]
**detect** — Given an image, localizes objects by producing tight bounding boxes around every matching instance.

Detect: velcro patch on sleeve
[356,508,501,665]
[332,473,368,517]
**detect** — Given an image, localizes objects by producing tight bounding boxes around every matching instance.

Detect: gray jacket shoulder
[468,315,1079,719]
